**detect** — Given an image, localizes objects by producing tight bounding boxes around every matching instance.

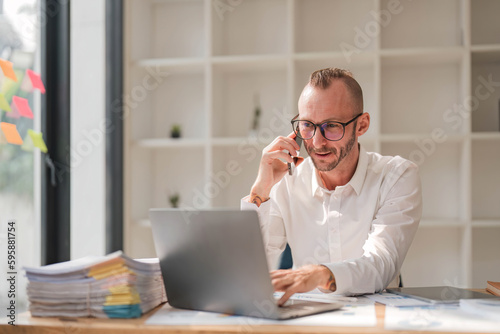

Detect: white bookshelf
[124,0,500,288]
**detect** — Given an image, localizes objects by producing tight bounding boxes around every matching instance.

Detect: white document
[274,290,359,304]
[146,295,376,327]
[366,292,431,307]
[460,299,500,322]
[385,304,500,332]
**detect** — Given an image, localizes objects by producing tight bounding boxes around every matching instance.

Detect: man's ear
[356,112,370,136]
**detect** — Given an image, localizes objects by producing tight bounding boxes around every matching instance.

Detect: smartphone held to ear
[288,137,303,175]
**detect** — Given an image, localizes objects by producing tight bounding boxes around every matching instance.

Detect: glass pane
[0,0,41,315]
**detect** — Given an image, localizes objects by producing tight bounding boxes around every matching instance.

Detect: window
[0,0,42,313]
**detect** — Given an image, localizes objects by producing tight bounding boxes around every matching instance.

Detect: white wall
[70,0,106,259]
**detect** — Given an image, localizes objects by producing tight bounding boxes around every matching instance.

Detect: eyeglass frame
[291,113,363,142]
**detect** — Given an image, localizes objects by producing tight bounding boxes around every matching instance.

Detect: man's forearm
[250,184,271,207]
[319,265,337,292]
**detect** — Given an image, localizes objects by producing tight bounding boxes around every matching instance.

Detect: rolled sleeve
[241,196,286,270]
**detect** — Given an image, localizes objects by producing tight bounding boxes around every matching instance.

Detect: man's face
[297,81,358,172]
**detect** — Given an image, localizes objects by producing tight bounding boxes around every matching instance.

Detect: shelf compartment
[128,0,205,60]
[472,220,500,228]
[294,0,375,53]
[211,137,267,148]
[150,0,205,58]
[293,58,377,138]
[212,65,288,138]
[152,149,207,209]
[211,0,288,56]
[381,60,463,135]
[133,138,206,149]
[293,51,375,66]
[380,133,465,144]
[472,140,500,220]
[381,141,465,222]
[472,228,500,288]
[127,223,156,259]
[402,227,464,287]
[130,70,206,140]
[380,46,464,66]
[211,146,260,208]
[129,148,154,222]
[211,54,288,71]
[471,132,500,141]
[471,0,500,46]
[134,57,205,74]
[380,0,462,49]
[471,45,500,54]
[471,51,500,133]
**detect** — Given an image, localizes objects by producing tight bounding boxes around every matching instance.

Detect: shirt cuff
[320,262,353,296]
[241,195,271,217]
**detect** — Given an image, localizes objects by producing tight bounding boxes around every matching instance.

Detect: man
[241,68,422,305]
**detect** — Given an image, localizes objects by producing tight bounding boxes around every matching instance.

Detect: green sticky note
[28,129,48,153]
[0,93,11,112]
[21,132,34,152]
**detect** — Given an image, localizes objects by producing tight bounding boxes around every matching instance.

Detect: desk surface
[4,303,385,334]
[2,300,499,334]
[2,290,497,334]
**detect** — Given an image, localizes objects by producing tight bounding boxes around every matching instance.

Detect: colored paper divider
[103,304,142,318]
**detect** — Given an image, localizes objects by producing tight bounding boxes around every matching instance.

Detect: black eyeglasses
[291,113,363,141]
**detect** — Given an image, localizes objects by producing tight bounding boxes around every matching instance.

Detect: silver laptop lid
[149,209,279,318]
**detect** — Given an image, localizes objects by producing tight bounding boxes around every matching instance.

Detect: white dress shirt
[241,145,422,295]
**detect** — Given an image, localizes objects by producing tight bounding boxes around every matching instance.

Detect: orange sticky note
[26,69,46,94]
[0,59,18,82]
[0,122,23,145]
[12,96,33,119]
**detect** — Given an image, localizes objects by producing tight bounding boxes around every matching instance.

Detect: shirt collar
[311,144,368,197]
[348,144,368,196]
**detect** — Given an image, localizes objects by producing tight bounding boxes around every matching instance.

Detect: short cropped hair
[309,68,363,115]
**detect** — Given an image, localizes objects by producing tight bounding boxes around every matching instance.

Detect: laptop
[386,286,500,304]
[149,208,343,320]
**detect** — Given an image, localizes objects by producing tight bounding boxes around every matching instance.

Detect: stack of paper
[23,251,167,318]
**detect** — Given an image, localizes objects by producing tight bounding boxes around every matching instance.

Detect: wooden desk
[3,303,386,334]
[2,290,496,334]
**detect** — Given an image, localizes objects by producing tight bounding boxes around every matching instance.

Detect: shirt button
[331,211,340,218]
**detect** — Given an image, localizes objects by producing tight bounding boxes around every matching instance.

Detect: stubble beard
[305,126,357,172]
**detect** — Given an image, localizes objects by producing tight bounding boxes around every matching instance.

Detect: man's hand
[250,133,303,206]
[270,265,336,306]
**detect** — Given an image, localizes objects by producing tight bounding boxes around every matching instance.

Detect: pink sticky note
[20,73,33,92]
[26,69,46,94]
[12,96,33,119]
[0,58,18,82]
